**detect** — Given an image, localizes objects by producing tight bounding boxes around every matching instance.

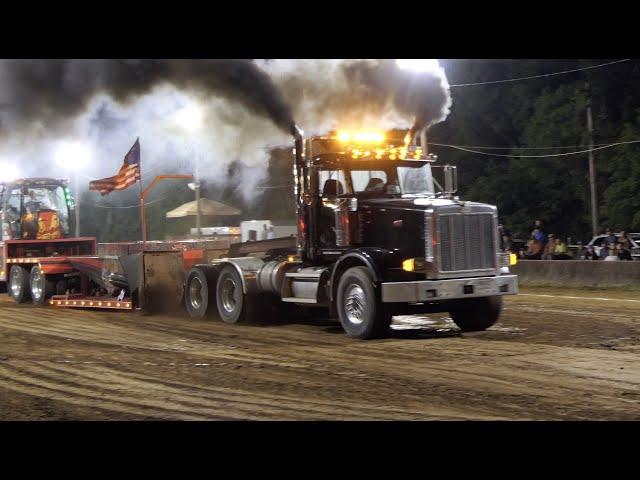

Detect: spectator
[523,231,543,260]
[261,224,268,240]
[604,228,617,247]
[499,224,512,252]
[532,219,548,247]
[617,242,632,261]
[552,237,571,260]
[581,245,599,260]
[604,242,620,261]
[542,234,556,260]
[267,225,276,239]
[619,230,632,250]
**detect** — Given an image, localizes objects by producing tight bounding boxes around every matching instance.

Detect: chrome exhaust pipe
[291,124,307,260]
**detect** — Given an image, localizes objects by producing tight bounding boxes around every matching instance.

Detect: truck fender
[210,257,265,295]
[329,250,385,303]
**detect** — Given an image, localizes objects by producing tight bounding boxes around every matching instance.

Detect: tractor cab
[0,178,75,241]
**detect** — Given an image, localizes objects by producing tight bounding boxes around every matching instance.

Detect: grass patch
[517,284,640,301]
[520,282,640,292]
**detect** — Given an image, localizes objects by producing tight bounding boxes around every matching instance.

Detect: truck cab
[184,128,518,339]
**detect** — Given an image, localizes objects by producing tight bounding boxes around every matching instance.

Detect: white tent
[165,198,241,218]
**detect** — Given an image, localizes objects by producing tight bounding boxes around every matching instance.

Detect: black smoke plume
[0,59,295,135]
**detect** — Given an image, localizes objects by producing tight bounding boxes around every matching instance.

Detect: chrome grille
[437,213,496,273]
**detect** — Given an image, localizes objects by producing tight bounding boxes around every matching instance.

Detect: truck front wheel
[9,265,30,304]
[216,266,258,324]
[449,296,502,332]
[336,266,392,339]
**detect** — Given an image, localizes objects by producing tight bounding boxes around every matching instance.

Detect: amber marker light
[402,258,415,272]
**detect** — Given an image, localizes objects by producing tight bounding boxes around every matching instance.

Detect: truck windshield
[346,161,435,196]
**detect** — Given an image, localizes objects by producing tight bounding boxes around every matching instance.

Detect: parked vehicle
[587,233,640,260]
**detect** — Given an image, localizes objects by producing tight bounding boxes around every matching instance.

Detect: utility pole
[74,172,80,237]
[195,150,201,238]
[195,181,202,238]
[586,81,598,237]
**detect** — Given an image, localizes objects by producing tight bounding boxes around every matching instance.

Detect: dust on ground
[0,286,638,420]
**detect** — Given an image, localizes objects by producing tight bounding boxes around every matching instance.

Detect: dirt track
[0,287,639,420]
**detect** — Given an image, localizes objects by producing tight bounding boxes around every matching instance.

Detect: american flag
[89,139,141,196]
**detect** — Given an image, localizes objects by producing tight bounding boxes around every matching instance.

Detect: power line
[434,140,640,158]
[86,186,190,209]
[428,141,630,150]
[449,59,632,87]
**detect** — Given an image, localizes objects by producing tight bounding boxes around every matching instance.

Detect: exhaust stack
[291,124,307,260]
[405,126,429,155]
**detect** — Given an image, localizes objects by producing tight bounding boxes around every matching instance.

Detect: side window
[319,170,348,197]
[6,190,21,219]
[592,237,604,247]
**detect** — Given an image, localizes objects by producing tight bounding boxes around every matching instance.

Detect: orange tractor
[1,177,235,313]
[0,178,101,306]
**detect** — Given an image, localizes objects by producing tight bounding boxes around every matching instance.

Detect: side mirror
[443,165,458,195]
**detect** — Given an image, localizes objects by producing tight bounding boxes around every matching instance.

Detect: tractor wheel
[29,266,55,306]
[9,265,31,304]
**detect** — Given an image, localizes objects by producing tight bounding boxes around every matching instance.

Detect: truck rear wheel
[336,266,392,339]
[185,267,217,319]
[29,266,54,306]
[9,265,30,304]
[216,266,257,324]
[449,296,502,332]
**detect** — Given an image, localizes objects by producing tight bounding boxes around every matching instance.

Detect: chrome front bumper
[381,275,518,303]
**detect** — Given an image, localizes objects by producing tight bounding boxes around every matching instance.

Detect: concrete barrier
[511,260,640,287]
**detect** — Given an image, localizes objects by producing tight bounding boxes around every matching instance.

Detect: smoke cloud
[0,59,451,204]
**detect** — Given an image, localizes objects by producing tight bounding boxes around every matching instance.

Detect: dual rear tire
[8,265,55,306]
[185,266,259,324]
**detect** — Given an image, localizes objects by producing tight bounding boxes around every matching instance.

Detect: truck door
[318,169,347,248]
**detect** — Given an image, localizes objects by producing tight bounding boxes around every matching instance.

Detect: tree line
[79,60,640,244]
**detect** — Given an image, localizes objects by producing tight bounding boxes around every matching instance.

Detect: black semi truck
[183,127,518,339]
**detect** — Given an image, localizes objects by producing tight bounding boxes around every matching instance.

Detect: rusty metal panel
[141,251,185,315]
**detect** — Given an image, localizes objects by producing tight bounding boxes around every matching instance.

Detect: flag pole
[137,137,146,249]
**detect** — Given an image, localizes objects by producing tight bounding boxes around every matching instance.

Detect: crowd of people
[499,220,635,261]
[580,228,633,261]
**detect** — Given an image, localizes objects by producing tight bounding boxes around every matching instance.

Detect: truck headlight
[402,258,415,272]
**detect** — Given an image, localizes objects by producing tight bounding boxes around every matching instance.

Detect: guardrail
[511,260,640,287]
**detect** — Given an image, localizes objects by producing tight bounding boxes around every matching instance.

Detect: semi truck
[183,127,518,339]
[1,127,518,340]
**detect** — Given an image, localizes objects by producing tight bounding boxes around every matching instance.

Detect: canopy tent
[165,198,241,218]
